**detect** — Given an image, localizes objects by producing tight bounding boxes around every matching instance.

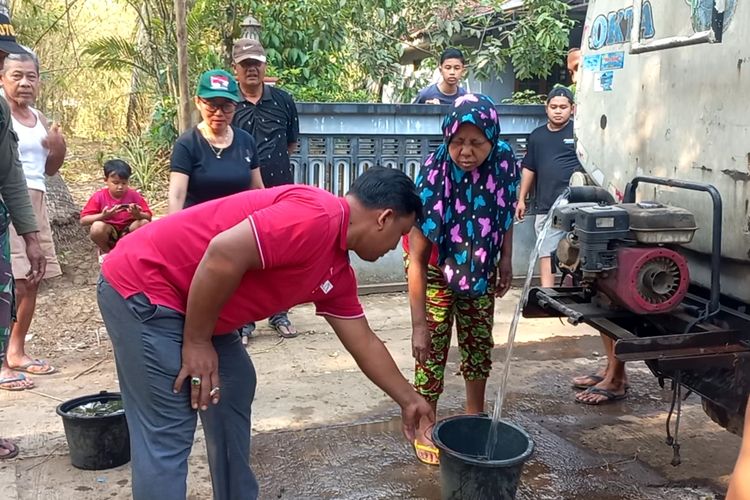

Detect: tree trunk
[126,10,150,136]
[45,173,88,252]
[174,0,191,134]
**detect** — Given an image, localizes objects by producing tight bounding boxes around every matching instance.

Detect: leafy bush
[118,134,169,202]
[502,90,547,105]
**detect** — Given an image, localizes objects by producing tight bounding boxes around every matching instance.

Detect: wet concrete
[253,405,723,500]
[252,337,736,500]
[1,291,739,499]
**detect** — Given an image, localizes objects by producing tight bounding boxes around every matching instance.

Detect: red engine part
[597,247,690,315]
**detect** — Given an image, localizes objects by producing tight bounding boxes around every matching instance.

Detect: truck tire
[703,398,745,436]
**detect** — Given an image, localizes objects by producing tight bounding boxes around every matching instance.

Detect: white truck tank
[575,0,750,302]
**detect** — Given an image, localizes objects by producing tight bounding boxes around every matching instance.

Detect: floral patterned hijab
[416,93,519,296]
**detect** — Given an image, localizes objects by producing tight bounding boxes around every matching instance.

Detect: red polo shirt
[101,185,364,334]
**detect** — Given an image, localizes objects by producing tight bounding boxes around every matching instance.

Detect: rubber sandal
[10,358,56,375]
[0,373,33,391]
[0,439,19,460]
[240,323,256,346]
[575,386,628,405]
[413,440,440,466]
[269,316,298,339]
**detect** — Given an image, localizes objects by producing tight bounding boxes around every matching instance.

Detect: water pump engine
[552,200,697,315]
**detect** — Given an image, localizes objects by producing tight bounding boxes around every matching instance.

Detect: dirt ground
[0,160,742,499]
[0,272,741,499]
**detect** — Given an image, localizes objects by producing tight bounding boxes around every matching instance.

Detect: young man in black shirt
[232,38,300,339]
[516,86,628,405]
[516,86,580,288]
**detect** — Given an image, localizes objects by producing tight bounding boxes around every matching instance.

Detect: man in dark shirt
[516,86,629,406]
[515,86,580,288]
[232,39,299,187]
[232,38,300,339]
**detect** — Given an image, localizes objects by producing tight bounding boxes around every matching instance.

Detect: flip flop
[10,359,56,375]
[571,374,604,390]
[575,386,628,405]
[413,440,440,466]
[572,374,631,391]
[0,373,33,391]
[269,316,298,339]
[0,439,19,460]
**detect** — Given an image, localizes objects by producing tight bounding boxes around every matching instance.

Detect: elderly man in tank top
[0,48,65,382]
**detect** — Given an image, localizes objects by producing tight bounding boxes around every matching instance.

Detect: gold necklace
[200,125,229,159]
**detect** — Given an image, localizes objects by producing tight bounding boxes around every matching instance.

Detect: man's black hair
[103,159,132,180]
[439,47,465,65]
[348,167,423,222]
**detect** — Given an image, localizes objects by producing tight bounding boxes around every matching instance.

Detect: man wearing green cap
[0,9,47,459]
[167,69,264,213]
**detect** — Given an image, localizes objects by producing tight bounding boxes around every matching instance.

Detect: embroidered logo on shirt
[320,280,334,294]
[564,138,575,145]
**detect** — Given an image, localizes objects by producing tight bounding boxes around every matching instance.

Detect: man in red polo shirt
[97,167,431,500]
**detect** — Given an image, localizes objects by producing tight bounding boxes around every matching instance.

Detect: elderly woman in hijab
[404,93,518,465]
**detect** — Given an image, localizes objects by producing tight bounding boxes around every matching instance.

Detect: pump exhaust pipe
[567,186,615,205]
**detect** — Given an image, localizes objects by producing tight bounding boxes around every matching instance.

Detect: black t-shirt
[170,126,259,208]
[522,120,582,213]
[232,85,299,188]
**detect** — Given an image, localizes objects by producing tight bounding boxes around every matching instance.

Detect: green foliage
[506,0,575,80]
[118,133,169,201]
[277,68,371,102]
[149,98,178,148]
[12,0,574,148]
[10,0,135,139]
[83,35,151,74]
[502,90,547,105]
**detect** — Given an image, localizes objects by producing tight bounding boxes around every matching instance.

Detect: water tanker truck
[522,0,750,452]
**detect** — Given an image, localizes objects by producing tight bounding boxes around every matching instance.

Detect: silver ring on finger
[209,387,220,397]
[190,376,202,387]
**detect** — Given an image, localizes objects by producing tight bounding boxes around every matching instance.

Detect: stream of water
[483,190,571,460]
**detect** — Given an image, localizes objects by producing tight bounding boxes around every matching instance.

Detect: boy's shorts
[9,189,62,281]
[104,223,133,246]
[534,214,567,258]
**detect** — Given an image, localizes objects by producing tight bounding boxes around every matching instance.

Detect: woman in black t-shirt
[168,69,263,213]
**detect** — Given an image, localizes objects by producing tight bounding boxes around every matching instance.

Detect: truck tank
[574,0,750,303]
[521,0,750,444]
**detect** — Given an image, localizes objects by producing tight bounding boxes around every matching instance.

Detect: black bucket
[433,415,534,500]
[56,391,130,470]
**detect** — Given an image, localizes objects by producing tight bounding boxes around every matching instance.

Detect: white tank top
[11,108,49,192]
